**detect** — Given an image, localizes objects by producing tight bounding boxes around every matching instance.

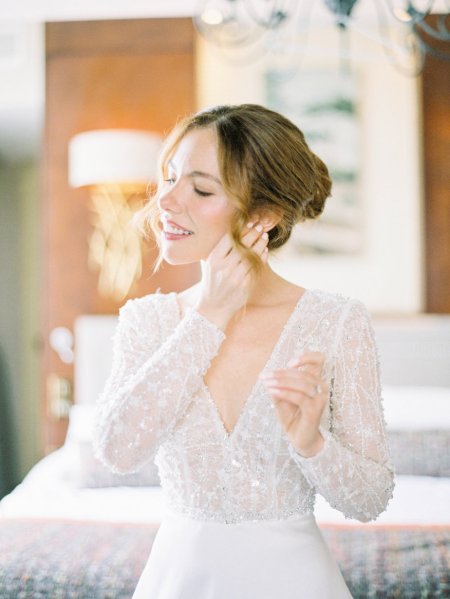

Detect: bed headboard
[371,314,450,386]
[73,313,450,405]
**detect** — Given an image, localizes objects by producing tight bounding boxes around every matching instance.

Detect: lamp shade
[68,129,162,187]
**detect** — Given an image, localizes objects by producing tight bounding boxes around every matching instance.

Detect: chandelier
[193,0,450,75]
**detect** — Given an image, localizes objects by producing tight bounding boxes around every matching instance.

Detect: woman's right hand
[194,223,269,330]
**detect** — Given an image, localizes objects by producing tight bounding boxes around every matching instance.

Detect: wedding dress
[94,288,394,599]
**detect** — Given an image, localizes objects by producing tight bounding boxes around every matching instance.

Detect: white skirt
[132,511,353,599]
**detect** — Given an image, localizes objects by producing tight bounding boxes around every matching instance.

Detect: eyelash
[163,178,212,198]
[194,188,213,197]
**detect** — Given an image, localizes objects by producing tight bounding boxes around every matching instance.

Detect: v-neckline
[172,288,312,440]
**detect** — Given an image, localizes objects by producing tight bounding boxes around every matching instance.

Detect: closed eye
[194,188,213,197]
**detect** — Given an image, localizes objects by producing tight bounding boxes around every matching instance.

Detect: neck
[246,264,294,306]
[199,260,299,308]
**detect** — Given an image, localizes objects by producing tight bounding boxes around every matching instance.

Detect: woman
[94,104,394,599]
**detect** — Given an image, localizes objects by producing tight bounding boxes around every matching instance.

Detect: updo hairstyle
[139,104,332,272]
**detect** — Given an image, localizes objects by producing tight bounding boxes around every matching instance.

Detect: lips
[161,219,194,236]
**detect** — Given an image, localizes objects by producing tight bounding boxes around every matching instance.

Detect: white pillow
[382,385,450,430]
[65,404,96,445]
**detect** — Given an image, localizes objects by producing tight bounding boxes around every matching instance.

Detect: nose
[157,182,182,214]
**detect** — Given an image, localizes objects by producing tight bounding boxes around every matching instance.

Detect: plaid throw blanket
[0,519,449,598]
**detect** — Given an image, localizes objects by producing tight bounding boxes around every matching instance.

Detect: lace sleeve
[289,300,395,522]
[93,296,226,474]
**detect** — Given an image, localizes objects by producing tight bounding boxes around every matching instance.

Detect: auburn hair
[137,104,332,272]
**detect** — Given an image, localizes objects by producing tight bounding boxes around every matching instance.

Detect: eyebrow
[188,171,222,185]
[168,160,222,186]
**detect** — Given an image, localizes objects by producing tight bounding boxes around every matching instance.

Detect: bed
[1,312,449,598]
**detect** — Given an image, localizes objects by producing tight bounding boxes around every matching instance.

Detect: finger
[240,223,266,248]
[277,380,329,400]
[266,386,306,406]
[222,222,264,264]
[272,399,301,433]
[225,248,256,277]
[297,352,325,367]
[262,375,320,399]
[287,352,325,375]
[262,370,321,389]
[262,369,329,395]
[261,367,320,383]
[287,354,305,368]
[222,261,248,291]
[251,233,269,255]
[268,384,329,408]
[209,232,234,261]
[227,227,268,271]
[224,246,245,271]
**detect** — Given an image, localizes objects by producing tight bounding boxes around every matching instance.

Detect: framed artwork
[266,68,363,255]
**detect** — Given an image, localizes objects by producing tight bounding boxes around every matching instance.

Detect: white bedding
[1,443,449,527]
[3,313,450,529]
[0,445,166,524]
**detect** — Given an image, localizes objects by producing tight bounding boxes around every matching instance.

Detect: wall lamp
[68,129,161,301]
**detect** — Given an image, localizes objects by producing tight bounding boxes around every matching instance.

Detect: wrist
[293,432,324,458]
[194,304,231,332]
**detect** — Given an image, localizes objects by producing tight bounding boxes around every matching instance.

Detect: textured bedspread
[0,519,449,598]
[0,519,157,598]
[322,524,450,599]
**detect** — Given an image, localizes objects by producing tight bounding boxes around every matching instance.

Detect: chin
[160,236,214,265]
[163,256,197,266]
[161,249,203,266]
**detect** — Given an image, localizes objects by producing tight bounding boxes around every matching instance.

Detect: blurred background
[0,0,449,497]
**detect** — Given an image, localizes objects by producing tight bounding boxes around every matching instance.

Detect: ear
[251,209,281,232]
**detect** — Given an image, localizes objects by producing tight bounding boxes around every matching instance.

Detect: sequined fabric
[94,288,394,524]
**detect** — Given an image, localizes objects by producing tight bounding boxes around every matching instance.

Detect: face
[157,127,235,264]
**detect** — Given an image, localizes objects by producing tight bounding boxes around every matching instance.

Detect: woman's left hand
[260,352,329,457]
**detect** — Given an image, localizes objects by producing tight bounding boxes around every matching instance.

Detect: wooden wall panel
[421,17,450,313]
[42,19,199,453]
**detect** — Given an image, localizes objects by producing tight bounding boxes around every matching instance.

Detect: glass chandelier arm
[323,0,360,25]
[415,14,450,41]
[374,0,426,75]
[383,0,434,24]
[243,0,293,30]
[193,0,266,47]
[193,0,449,74]
[414,26,450,59]
[335,9,412,55]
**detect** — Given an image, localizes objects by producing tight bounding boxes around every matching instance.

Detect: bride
[94,104,394,598]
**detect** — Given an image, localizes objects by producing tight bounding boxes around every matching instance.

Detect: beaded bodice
[94,288,394,524]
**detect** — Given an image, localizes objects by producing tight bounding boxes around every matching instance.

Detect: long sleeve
[289,300,395,522]
[93,295,226,474]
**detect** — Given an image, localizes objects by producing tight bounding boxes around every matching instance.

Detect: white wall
[196,30,424,314]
